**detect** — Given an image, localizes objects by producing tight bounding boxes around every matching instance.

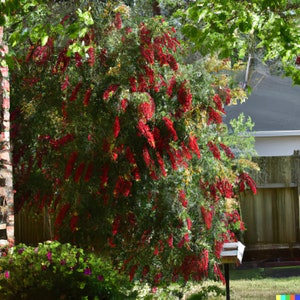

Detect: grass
[185,266,300,300]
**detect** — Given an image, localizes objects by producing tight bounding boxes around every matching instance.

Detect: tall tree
[6,0,256,287]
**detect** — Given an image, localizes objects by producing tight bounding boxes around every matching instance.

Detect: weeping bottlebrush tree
[9,1,256,287]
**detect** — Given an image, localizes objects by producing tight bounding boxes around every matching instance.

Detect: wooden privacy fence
[240,155,300,256]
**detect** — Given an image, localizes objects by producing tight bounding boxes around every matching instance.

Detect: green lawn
[185,266,300,300]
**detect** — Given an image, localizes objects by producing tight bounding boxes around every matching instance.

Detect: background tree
[176,0,300,83]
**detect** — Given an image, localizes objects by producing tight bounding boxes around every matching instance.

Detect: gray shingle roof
[224,73,300,131]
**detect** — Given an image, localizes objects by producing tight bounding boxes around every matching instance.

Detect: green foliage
[176,0,300,84]
[0,241,135,299]
[7,0,256,288]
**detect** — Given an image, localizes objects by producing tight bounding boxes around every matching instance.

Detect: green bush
[0,241,136,299]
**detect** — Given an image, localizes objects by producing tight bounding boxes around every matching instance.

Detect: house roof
[224,71,300,132]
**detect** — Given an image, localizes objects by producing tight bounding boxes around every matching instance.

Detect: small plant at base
[0,241,135,299]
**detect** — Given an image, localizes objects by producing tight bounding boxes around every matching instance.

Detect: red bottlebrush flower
[166,54,178,71]
[142,145,152,167]
[207,107,223,125]
[70,213,79,232]
[156,151,166,176]
[103,84,119,100]
[108,237,116,248]
[126,147,136,164]
[83,88,92,106]
[201,206,213,230]
[186,217,192,230]
[153,245,159,255]
[112,216,121,235]
[114,176,132,197]
[50,133,74,149]
[177,81,192,112]
[209,183,219,201]
[154,272,163,284]
[167,76,176,97]
[139,23,152,45]
[60,14,70,25]
[163,116,178,141]
[142,265,149,277]
[137,120,155,148]
[141,46,155,64]
[188,135,201,158]
[120,98,128,112]
[167,234,173,248]
[214,263,226,284]
[87,47,95,66]
[61,75,70,91]
[239,172,257,194]
[114,12,122,29]
[207,141,221,160]
[144,65,155,85]
[32,44,52,65]
[296,56,300,65]
[132,166,141,181]
[61,101,68,119]
[70,82,82,102]
[64,151,78,179]
[55,203,71,226]
[129,77,137,92]
[213,94,225,112]
[113,116,120,138]
[167,148,177,170]
[125,27,132,34]
[217,179,233,198]
[177,233,189,248]
[214,240,224,259]
[220,143,235,159]
[137,74,149,92]
[74,52,82,67]
[138,99,155,121]
[84,163,93,182]
[53,48,70,73]
[225,88,231,105]
[181,142,192,160]
[74,162,85,183]
[129,265,138,281]
[178,189,188,208]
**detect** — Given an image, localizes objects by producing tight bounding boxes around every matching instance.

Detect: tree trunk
[0,26,14,248]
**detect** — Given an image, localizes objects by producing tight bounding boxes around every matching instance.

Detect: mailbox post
[220,241,245,300]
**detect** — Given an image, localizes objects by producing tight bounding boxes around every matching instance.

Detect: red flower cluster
[50,133,74,149]
[177,81,192,113]
[114,12,122,30]
[207,141,221,160]
[64,151,78,179]
[179,250,209,281]
[201,206,213,230]
[103,84,119,101]
[220,143,234,159]
[114,176,132,197]
[178,189,188,208]
[216,179,233,198]
[238,172,257,194]
[163,116,178,141]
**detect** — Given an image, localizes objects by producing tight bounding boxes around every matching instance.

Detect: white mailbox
[220,241,245,264]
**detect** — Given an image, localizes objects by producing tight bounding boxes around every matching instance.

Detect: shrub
[0,241,136,299]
